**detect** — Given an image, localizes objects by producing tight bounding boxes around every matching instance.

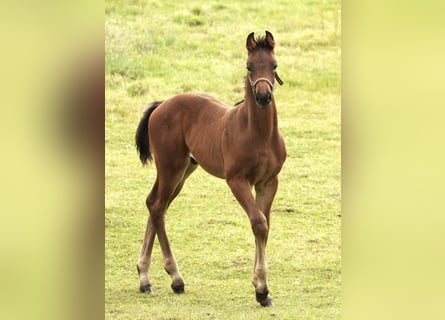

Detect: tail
[135,101,163,165]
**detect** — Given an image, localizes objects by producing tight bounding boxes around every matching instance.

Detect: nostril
[256,92,272,106]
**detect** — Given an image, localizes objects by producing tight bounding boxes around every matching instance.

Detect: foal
[135,31,286,307]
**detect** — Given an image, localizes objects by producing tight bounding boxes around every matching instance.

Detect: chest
[223,132,286,183]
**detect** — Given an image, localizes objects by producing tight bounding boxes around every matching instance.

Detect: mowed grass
[106,0,340,319]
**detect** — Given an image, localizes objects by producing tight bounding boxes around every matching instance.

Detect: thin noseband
[248,72,284,93]
[248,76,275,93]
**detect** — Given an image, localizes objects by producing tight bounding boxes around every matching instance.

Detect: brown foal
[135,31,286,307]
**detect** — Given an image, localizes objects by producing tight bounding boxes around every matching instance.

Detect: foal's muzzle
[249,76,275,108]
[256,91,272,107]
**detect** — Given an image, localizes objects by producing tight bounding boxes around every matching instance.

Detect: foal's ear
[265,30,275,49]
[246,32,257,52]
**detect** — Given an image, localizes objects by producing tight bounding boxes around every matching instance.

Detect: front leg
[252,176,278,295]
[255,176,279,243]
[227,178,274,307]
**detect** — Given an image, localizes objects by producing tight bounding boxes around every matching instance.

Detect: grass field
[106,0,340,319]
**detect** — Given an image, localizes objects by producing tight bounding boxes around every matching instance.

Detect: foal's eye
[272,64,278,70]
[246,64,253,72]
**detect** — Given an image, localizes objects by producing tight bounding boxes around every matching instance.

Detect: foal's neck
[243,80,278,141]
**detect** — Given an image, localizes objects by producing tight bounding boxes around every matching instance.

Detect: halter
[248,72,284,94]
[248,76,275,93]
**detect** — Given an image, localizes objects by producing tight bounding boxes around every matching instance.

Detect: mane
[253,36,273,50]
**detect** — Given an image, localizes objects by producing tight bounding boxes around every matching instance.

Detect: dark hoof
[139,284,153,293]
[171,284,185,294]
[260,298,275,307]
[256,291,274,307]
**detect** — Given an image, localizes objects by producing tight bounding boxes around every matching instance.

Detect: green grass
[106,0,340,318]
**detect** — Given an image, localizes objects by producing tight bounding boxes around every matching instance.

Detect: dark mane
[234,99,244,106]
[253,36,273,50]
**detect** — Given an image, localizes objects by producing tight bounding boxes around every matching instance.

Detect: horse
[135,31,286,307]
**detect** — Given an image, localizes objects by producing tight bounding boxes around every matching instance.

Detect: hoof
[171,284,185,294]
[256,291,274,307]
[260,298,275,307]
[139,284,153,293]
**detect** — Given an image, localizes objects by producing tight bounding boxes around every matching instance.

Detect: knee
[250,214,268,238]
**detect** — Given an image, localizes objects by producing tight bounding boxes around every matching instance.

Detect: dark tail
[135,101,163,165]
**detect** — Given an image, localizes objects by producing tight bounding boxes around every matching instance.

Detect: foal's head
[245,31,282,109]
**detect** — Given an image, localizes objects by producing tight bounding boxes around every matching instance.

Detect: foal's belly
[188,145,226,179]
[196,159,226,179]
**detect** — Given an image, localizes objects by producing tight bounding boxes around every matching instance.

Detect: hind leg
[137,179,159,293]
[157,160,197,293]
[137,158,197,294]
[137,215,156,292]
